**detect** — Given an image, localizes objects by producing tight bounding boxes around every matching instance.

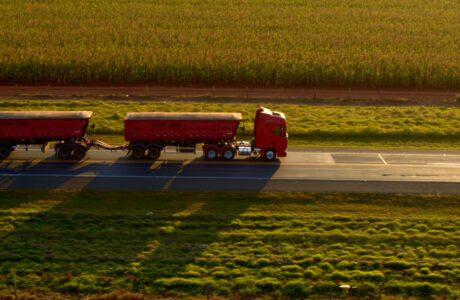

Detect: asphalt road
[0,148,459,194]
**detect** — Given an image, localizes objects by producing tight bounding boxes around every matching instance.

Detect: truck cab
[253,107,288,159]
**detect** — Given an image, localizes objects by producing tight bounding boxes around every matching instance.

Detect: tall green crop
[0,0,459,88]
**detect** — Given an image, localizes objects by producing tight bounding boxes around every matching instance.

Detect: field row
[0,191,458,298]
[1,0,459,88]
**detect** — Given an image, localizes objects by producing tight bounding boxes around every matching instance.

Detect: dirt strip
[0,85,459,106]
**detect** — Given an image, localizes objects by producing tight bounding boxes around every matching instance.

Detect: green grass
[0,0,459,88]
[1,100,459,149]
[0,190,459,298]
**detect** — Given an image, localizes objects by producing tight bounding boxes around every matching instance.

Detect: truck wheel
[57,144,72,159]
[222,148,235,161]
[205,147,218,161]
[73,145,87,160]
[147,147,161,160]
[264,148,276,161]
[131,145,145,160]
[0,145,11,160]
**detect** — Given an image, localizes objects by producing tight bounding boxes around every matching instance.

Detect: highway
[0,148,459,194]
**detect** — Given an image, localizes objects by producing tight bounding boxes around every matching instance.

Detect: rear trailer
[0,111,124,160]
[124,107,287,161]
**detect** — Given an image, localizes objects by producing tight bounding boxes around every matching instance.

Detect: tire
[131,145,145,160]
[0,145,11,160]
[57,144,72,159]
[205,147,218,161]
[222,148,235,161]
[73,145,87,160]
[147,146,161,160]
[264,148,276,161]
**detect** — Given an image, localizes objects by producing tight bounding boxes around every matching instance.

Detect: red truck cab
[253,107,288,158]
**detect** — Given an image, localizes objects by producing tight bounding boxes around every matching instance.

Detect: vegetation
[0,190,458,298]
[0,0,459,88]
[1,100,459,149]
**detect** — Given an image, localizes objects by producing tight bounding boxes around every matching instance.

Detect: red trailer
[124,107,287,161]
[0,111,122,160]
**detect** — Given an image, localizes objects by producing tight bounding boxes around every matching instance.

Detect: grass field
[0,190,458,298]
[1,0,459,89]
[1,100,459,149]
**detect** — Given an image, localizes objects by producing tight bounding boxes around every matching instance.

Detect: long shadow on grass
[0,190,253,295]
[135,194,252,294]
[0,190,60,240]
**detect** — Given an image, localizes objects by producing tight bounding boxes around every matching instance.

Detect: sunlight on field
[0,191,458,298]
[0,0,459,88]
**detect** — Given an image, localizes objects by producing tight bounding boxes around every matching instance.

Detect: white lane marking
[429,163,460,166]
[378,154,388,165]
[0,173,458,182]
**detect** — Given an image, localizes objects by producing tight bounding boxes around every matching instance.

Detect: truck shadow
[0,156,281,192]
[162,159,281,191]
[0,160,100,189]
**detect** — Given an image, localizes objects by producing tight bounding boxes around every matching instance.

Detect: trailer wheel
[264,148,276,161]
[222,148,235,161]
[0,145,11,160]
[147,147,161,160]
[73,145,87,160]
[131,145,145,160]
[57,144,72,159]
[205,147,218,161]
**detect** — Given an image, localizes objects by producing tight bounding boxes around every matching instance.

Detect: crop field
[0,190,458,298]
[1,100,459,149]
[0,0,459,89]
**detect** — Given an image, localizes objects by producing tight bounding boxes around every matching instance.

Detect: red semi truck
[0,107,287,161]
[125,107,287,161]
